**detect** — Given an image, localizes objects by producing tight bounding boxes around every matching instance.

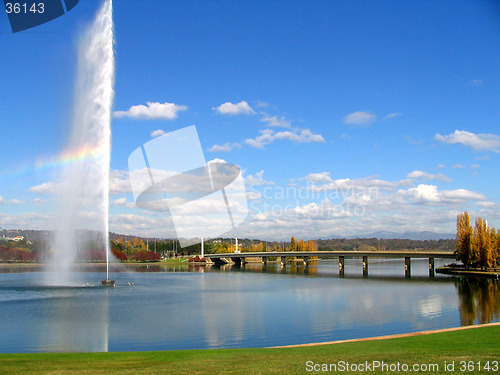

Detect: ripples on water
[0,259,498,353]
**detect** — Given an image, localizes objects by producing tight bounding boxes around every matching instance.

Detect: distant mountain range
[2,229,455,243]
[342,231,455,241]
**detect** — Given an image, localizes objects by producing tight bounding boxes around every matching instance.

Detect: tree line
[209,237,318,254]
[0,237,37,262]
[316,238,454,251]
[456,212,500,270]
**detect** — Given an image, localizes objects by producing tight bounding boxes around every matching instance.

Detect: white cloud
[208,142,242,153]
[207,158,228,164]
[404,136,423,145]
[111,198,127,206]
[109,170,132,195]
[292,172,487,211]
[301,172,333,184]
[406,184,486,205]
[475,155,490,161]
[29,182,59,195]
[382,112,402,120]
[245,128,324,149]
[470,79,483,87]
[407,184,440,203]
[434,130,500,152]
[307,175,412,193]
[29,173,132,197]
[114,102,188,120]
[8,199,26,205]
[260,114,291,128]
[108,214,176,238]
[0,212,55,231]
[151,129,166,138]
[212,101,255,115]
[476,201,496,208]
[2,197,27,206]
[246,191,261,200]
[236,173,492,238]
[407,170,452,182]
[452,164,464,169]
[343,111,377,126]
[33,198,45,206]
[110,198,136,209]
[245,170,273,187]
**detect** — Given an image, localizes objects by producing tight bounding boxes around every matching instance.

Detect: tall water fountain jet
[45,0,114,286]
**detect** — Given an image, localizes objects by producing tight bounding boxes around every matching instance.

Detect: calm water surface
[0,259,498,353]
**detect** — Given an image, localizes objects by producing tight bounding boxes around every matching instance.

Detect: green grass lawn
[160,257,190,265]
[0,325,499,374]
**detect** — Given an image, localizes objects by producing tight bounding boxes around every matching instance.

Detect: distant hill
[351,231,455,241]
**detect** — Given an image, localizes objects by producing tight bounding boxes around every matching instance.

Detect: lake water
[0,259,499,353]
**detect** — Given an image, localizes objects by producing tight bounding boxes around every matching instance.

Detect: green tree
[290,236,297,252]
[214,241,230,254]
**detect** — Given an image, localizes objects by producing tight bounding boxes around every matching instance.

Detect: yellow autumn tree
[489,228,499,269]
[298,239,305,252]
[495,229,500,268]
[306,240,318,252]
[474,217,491,270]
[456,212,473,268]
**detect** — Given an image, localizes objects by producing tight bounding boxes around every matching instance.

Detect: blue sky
[2,0,500,240]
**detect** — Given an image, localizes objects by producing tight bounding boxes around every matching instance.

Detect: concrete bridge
[205,251,456,277]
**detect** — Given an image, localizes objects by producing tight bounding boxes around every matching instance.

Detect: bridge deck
[205,251,456,259]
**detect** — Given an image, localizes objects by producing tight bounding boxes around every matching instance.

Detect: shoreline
[436,266,500,279]
[272,321,500,348]
[0,259,190,267]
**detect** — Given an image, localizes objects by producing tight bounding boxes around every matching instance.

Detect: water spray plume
[44,0,114,285]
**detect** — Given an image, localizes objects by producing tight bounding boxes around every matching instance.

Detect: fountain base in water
[101,279,115,287]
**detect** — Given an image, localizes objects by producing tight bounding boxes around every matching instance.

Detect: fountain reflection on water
[44,0,115,286]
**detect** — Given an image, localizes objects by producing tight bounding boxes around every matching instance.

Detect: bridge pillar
[405,257,411,277]
[303,256,309,266]
[262,257,268,265]
[280,256,285,267]
[212,258,226,266]
[362,256,368,277]
[233,257,246,267]
[338,256,345,277]
[428,257,435,277]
